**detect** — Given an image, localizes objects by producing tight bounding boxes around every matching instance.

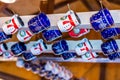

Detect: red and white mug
[57,10,80,32]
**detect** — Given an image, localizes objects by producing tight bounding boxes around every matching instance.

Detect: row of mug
[1,37,120,60]
[0,10,90,43]
[16,58,73,80]
[1,7,118,43]
[0,38,99,60]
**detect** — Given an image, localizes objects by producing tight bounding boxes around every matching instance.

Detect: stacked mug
[16,58,73,80]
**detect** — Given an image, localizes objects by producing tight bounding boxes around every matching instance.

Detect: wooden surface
[0,0,120,80]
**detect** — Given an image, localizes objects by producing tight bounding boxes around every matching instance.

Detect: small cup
[0,43,8,55]
[81,51,98,60]
[57,10,81,32]
[0,30,12,42]
[17,29,33,42]
[30,39,47,55]
[42,29,62,42]
[3,51,14,59]
[28,13,50,34]
[61,52,77,60]
[90,8,114,31]
[101,28,120,39]
[22,51,37,61]
[2,14,24,35]
[52,40,69,55]
[101,39,119,55]
[68,28,90,38]
[11,42,27,56]
[75,38,93,56]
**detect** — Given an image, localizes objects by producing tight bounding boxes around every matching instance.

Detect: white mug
[75,38,93,55]
[57,10,80,32]
[2,14,23,35]
[17,29,33,42]
[30,39,47,55]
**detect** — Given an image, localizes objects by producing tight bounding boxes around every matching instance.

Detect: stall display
[0,2,120,80]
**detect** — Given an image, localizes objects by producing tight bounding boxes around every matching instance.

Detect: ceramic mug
[0,43,8,55]
[57,10,81,32]
[42,29,62,42]
[101,27,120,39]
[11,42,27,56]
[75,38,93,56]
[52,40,69,55]
[81,51,98,60]
[68,28,90,38]
[30,39,47,55]
[90,8,114,31]
[17,29,33,42]
[101,39,119,55]
[28,13,50,34]
[0,30,12,42]
[2,14,24,35]
[61,52,77,60]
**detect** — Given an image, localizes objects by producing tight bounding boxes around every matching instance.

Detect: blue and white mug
[0,30,12,42]
[101,39,119,55]
[28,13,50,34]
[22,51,36,61]
[101,27,120,39]
[90,8,114,31]
[52,40,69,55]
[42,29,62,42]
[11,42,27,56]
